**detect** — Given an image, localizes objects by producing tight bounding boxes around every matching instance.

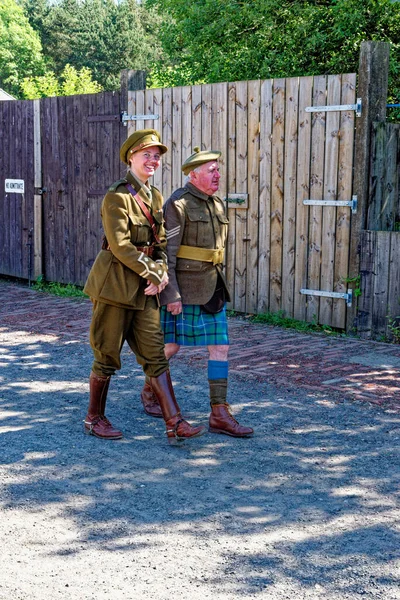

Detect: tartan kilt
[160,304,229,346]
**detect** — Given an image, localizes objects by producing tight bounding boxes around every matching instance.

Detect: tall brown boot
[208,378,253,438]
[140,378,163,418]
[149,370,205,444]
[84,372,123,440]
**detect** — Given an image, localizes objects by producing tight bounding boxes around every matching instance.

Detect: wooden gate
[0,100,35,281]
[128,74,357,328]
[40,91,127,285]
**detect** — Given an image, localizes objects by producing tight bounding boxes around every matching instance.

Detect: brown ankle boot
[209,403,254,438]
[84,372,123,440]
[149,371,205,444]
[140,380,163,418]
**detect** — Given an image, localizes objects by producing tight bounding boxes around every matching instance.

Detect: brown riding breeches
[89,297,168,378]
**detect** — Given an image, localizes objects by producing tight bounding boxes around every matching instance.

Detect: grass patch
[228,309,346,336]
[33,276,88,299]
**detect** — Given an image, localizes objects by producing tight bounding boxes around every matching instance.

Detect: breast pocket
[185,209,212,247]
[129,214,150,245]
[216,212,229,246]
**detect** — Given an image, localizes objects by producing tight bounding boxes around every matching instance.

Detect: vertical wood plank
[201,84,212,152]
[320,74,341,325]
[270,78,285,313]
[181,85,192,186]
[294,76,313,320]
[387,232,400,339]
[191,85,202,148]
[226,81,237,308]
[235,81,248,312]
[211,83,228,202]
[246,79,260,313]
[152,88,164,192]
[282,77,299,317]
[306,75,327,323]
[162,87,172,200]
[368,122,386,230]
[382,125,398,230]
[133,90,145,132]
[171,86,182,192]
[371,231,390,339]
[332,72,356,328]
[257,79,273,314]
[358,230,376,338]
[127,90,136,137]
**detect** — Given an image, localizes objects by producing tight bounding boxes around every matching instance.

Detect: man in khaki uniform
[83,130,205,443]
[141,147,253,437]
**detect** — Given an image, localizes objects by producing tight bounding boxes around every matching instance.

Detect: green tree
[22,0,165,91]
[0,0,46,97]
[20,64,102,98]
[146,0,400,106]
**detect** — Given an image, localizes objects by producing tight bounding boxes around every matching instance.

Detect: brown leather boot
[84,372,123,440]
[149,370,206,444]
[140,380,163,418]
[209,403,254,438]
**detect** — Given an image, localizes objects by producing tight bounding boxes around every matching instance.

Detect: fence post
[33,98,43,280]
[120,69,147,112]
[346,41,390,332]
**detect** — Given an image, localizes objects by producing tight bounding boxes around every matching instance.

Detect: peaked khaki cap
[120,129,167,164]
[182,146,221,175]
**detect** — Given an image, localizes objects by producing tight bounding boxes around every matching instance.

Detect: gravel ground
[0,315,400,599]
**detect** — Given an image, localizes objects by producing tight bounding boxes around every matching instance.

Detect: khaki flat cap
[120,129,167,164]
[182,146,221,175]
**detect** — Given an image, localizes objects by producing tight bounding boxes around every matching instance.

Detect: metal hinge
[300,288,353,307]
[121,111,159,126]
[305,98,362,117]
[303,195,357,214]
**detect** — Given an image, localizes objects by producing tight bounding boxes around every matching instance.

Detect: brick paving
[1,278,399,411]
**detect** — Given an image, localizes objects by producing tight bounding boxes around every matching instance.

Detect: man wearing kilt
[140,147,253,438]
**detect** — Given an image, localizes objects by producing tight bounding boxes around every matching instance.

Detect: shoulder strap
[126,183,161,244]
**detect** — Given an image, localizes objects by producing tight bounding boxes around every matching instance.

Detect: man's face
[190,161,221,195]
[129,147,161,182]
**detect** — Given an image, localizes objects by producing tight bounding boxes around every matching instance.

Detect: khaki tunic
[84,170,168,309]
[84,171,169,378]
[160,182,231,306]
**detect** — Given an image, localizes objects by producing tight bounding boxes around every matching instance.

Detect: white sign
[5,179,25,194]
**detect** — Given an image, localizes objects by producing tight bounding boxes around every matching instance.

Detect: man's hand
[167,300,182,315]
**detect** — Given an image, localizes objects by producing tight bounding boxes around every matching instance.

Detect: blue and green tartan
[160,304,229,346]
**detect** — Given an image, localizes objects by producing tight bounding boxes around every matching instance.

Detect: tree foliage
[22,0,165,91]
[21,64,102,98]
[0,0,45,97]
[146,0,400,104]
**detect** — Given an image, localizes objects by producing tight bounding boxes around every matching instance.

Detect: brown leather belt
[136,246,155,257]
[102,237,155,257]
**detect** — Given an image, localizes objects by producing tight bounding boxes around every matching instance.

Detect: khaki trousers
[90,297,168,378]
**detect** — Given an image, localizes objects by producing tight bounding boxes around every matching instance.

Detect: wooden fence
[127,74,357,328]
[358,230,400,340]
[356,122,400,340]
[368,122,400,231]
[0,74,358,329]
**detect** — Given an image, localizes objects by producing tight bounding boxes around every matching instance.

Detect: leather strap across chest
[125,183,162,244]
